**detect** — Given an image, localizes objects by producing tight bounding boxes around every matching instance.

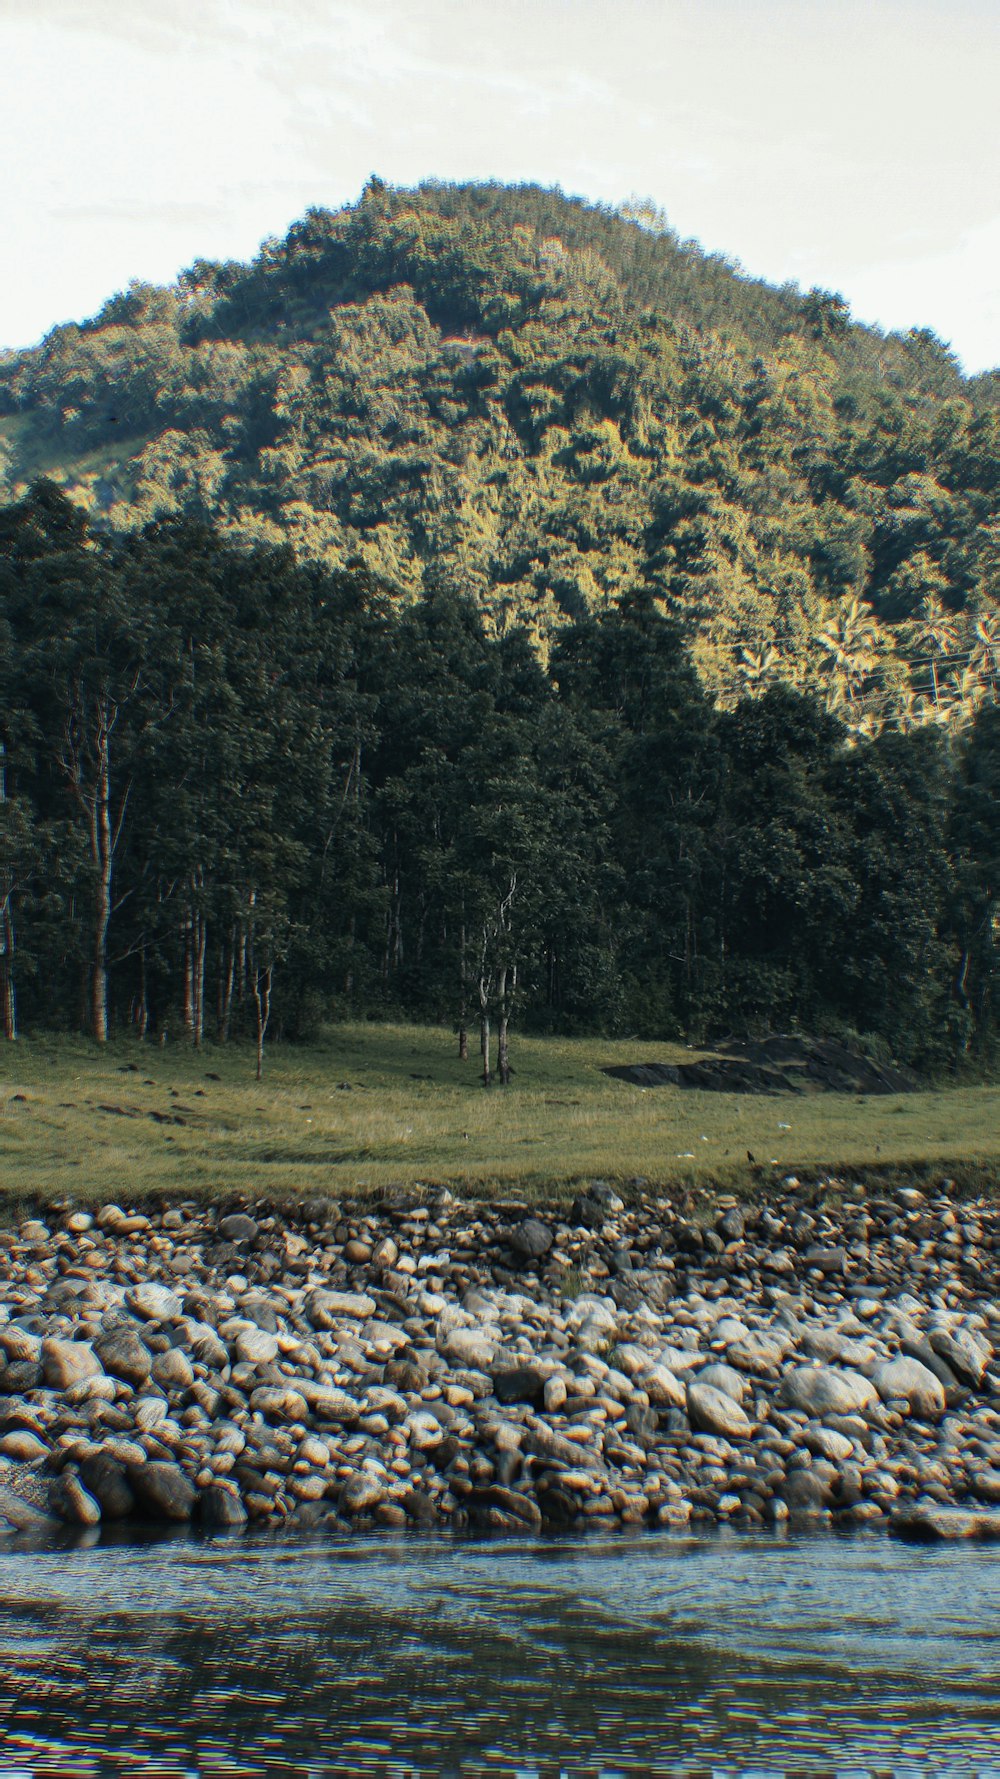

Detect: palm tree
[905,594,960,707]
[817,598,881,707]
[735,643,780,695]
[968,612,1000,686]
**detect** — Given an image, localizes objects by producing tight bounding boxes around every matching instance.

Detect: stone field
[1,1179,999,1542]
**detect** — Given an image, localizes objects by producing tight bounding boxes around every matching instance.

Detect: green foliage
[0,180,996,740]
[0,488,994,1068]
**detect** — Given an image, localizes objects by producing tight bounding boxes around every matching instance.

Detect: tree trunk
[252,963,273,1082]
[135,944,148,1040]
[192,907,206,1050]
[0,896,15,1042]
[458,918,468,1059]
[480,1010,492,1087]
[86,716,115,1045]
[182,914,194,1042]
[498,961,517,1086]
[218,925,236,1042]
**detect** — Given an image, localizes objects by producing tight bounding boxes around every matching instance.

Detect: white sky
[2,0,999,373]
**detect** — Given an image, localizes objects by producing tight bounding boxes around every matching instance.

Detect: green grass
[0,1024,997,1208]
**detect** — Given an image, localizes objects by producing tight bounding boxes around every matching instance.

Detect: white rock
[126,1283,182,1322]
[777,1366,878,1417]
[872,1357,946,1420]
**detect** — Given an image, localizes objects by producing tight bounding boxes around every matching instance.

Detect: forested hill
[1,177,999,731]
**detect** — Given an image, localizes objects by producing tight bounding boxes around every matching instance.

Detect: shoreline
[2,1178,999,1545]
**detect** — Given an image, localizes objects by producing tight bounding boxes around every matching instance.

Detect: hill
[1,178,999,729]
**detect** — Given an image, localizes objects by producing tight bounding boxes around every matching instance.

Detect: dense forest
[1,485,996,1072]
[1,179,999,741]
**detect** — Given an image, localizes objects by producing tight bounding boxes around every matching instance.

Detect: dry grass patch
[0,1024,997,1207]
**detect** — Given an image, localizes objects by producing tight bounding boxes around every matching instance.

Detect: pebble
[0,1181,995,1541]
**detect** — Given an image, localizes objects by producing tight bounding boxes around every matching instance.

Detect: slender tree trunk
[218,924,236,1042]
[458,918,468,1059]
[192,906,206,1050]
[135,944,148,1040]
[498,961,517,1086]
[182,912,195,1042]
[0,896,15,1042]
[252,963,273,1082]
[90,736,113,1043]
[480,1009,492,1087]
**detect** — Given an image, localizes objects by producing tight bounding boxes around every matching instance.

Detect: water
[1,1528,999,1776]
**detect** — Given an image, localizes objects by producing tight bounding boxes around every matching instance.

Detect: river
[0,1528,998,1775]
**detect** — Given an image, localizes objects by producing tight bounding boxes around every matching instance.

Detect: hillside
[1,177,999,729]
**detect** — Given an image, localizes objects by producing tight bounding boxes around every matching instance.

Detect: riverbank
[2,1177,999,1543]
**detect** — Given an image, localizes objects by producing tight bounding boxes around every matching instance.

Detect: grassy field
[1,1024,997,1208]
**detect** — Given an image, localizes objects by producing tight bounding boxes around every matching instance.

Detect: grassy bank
[1,1025,998,1207]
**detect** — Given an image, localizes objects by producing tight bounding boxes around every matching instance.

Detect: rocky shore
[1,1178,999,1543]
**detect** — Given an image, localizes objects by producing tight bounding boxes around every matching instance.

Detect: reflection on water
[0,1529,999,1775]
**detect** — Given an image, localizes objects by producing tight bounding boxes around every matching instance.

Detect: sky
[2,0,999,373]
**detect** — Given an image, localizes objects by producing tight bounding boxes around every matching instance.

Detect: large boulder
[686,1381,752,1439]
[439,1327,497,1370]
[777,1365,877,1417]
[640,1364,687,1410]
[95,1327,153,1387]
[126,1283,183,1322]
[41,1338,103,1391]
[509,1218,554,1261]
[872,1357,946,1420]
[306,1289,376,1328]
[130,1461,197,1522]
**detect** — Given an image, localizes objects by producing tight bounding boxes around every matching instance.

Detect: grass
[1,1024,998,1210]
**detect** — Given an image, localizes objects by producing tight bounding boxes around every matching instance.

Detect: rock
[802,1245,848,1275]
[929,1327,989,1387]
[890,1500,1000,1542]
[492,1365,547,1406]
[716,1207,745,1242]
[79,1453,135,1519]
[467,1484,542,1528]
[0,1480,60,1533]
[218,1214,259,1244]
[130,1461,197,1522]
[439,1328,496,1370]
[250,1386,309,1422]
[509,1218,553,1261]
[543,1374,567,1412]
[126,1283,182,1322]
[41,1337,104,1391]
[571,1183,625,1230]
[803,1424,855,1463]
[95,1327,153,1386]
[777,1366,878,1417]
[151,1348,195,1391]
[296,1382,361,1424]
[523,1424,603,1471]
[48,1471,102,1527]
[871,1357,946,1420]
[0,1430,49,1461]
[686,1381,752,1439]
[782,1470,831,1514]
[340,1472,384,1513]
[969,1470,1000,1506]
[305,1288,376,1327]
[200,1483,248,1528]
[233,1326,279,1365]
[800,1328,876,1368]
[640,1365,688,1410]
[694,1362,747,1405]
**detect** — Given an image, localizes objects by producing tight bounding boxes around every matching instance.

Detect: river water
[0,1528,998,1776]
